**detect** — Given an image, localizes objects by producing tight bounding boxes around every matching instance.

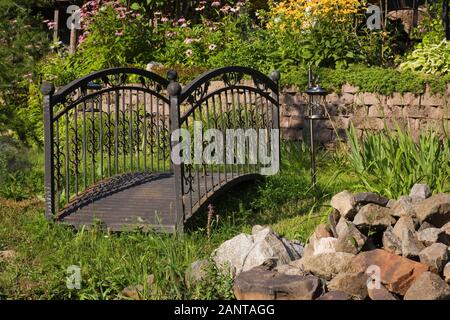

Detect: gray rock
[418,221,435,232]
[316,291,351,300]
[418,227,450,246]
[353,192,389,207]
[302,242,315,258]
[386,199,396,209]
[185,259,209,288]
[327,272,369,300]
[281,238,303,260]
[353,204,396,232]
[382,226,402,255]
[335,219,367,254]
[402,229,426,259]
[404,271,450,300]
[313,237,337,255]
[212,227,300,277]
[234,267,324,300]
[391,196,416,218]
[409,184,432,201]
[393,216,416,242]
[290,252,355,280]
[414,194,450,227]
[252,225,266,234]
[330,191,357,220]
[274,264,306,276]
[419,243,449,273]
[368,284,398,300]
[444,262,450,284]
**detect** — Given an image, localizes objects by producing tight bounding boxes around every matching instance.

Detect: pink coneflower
[161,16,168,22]
[195,6,205,11]
[115,30,124,36]
[211,1,221,7]
[184,38,194,44]
[178,17,186,23]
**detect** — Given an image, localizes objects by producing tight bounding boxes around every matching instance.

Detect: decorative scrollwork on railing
[139,76,163,93]
[69,109,81,181]
[182,163,195,194]
[252,75,269,92]
[187,80,210,105]
[222,72,244,87]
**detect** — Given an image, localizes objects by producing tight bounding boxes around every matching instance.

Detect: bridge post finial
[167,70,182,97]
[269,70,281,83]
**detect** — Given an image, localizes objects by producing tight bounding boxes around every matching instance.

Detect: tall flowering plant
[265,0,367,68]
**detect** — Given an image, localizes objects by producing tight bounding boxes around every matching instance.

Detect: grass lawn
[0,142,360,300]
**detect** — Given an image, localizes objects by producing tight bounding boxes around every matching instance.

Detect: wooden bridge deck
[57,172,260,232]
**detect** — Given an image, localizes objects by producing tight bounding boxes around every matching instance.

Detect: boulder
[327,272,369,300]
[291,252,354,280]
[419,243,449,273]
[391,196,416,218]
[212,227,300,277]
[313,237,337,255]
[185,259,209,289]
[233,266,324,300]
[382,226,402,255]
[368,284,398,300]
[330,191,357,220]
[351,249,432,295]
[409,184,432,202]
[316,291,351,300]
[417,227,450,246]
[442,221,450,236]
[418,221,435,232]
[393,216,416,242]
[353,204,396,232]
[444,263,450,284]
[414,193,450,227]
[403,272,450,300]
[212,233,254,276]
[353,192,389,207]
[313,223,333,239]
[402,229,425,259]
[274,264,305,276]
[335,220,367,254]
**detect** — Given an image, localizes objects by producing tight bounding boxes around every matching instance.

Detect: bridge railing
[42,68,171,219]
[168,67,280,225]
[42,66,280,229]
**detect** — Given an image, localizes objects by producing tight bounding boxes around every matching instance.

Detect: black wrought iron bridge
[42,66,280,232]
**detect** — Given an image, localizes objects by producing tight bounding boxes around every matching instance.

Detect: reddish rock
[234,267,324,300]
[351,249,432,295]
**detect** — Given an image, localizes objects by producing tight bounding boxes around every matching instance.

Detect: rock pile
[230,184,450,300]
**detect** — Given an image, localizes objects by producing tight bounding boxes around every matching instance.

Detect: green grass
[2,128,446,299]
[0,141,360,300]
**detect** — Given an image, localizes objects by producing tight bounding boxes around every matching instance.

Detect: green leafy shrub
[400,39,450,74]
[345,124,450,199]
[0,136,43,200]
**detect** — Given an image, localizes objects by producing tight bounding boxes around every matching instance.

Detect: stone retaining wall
[280,84,450,144]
